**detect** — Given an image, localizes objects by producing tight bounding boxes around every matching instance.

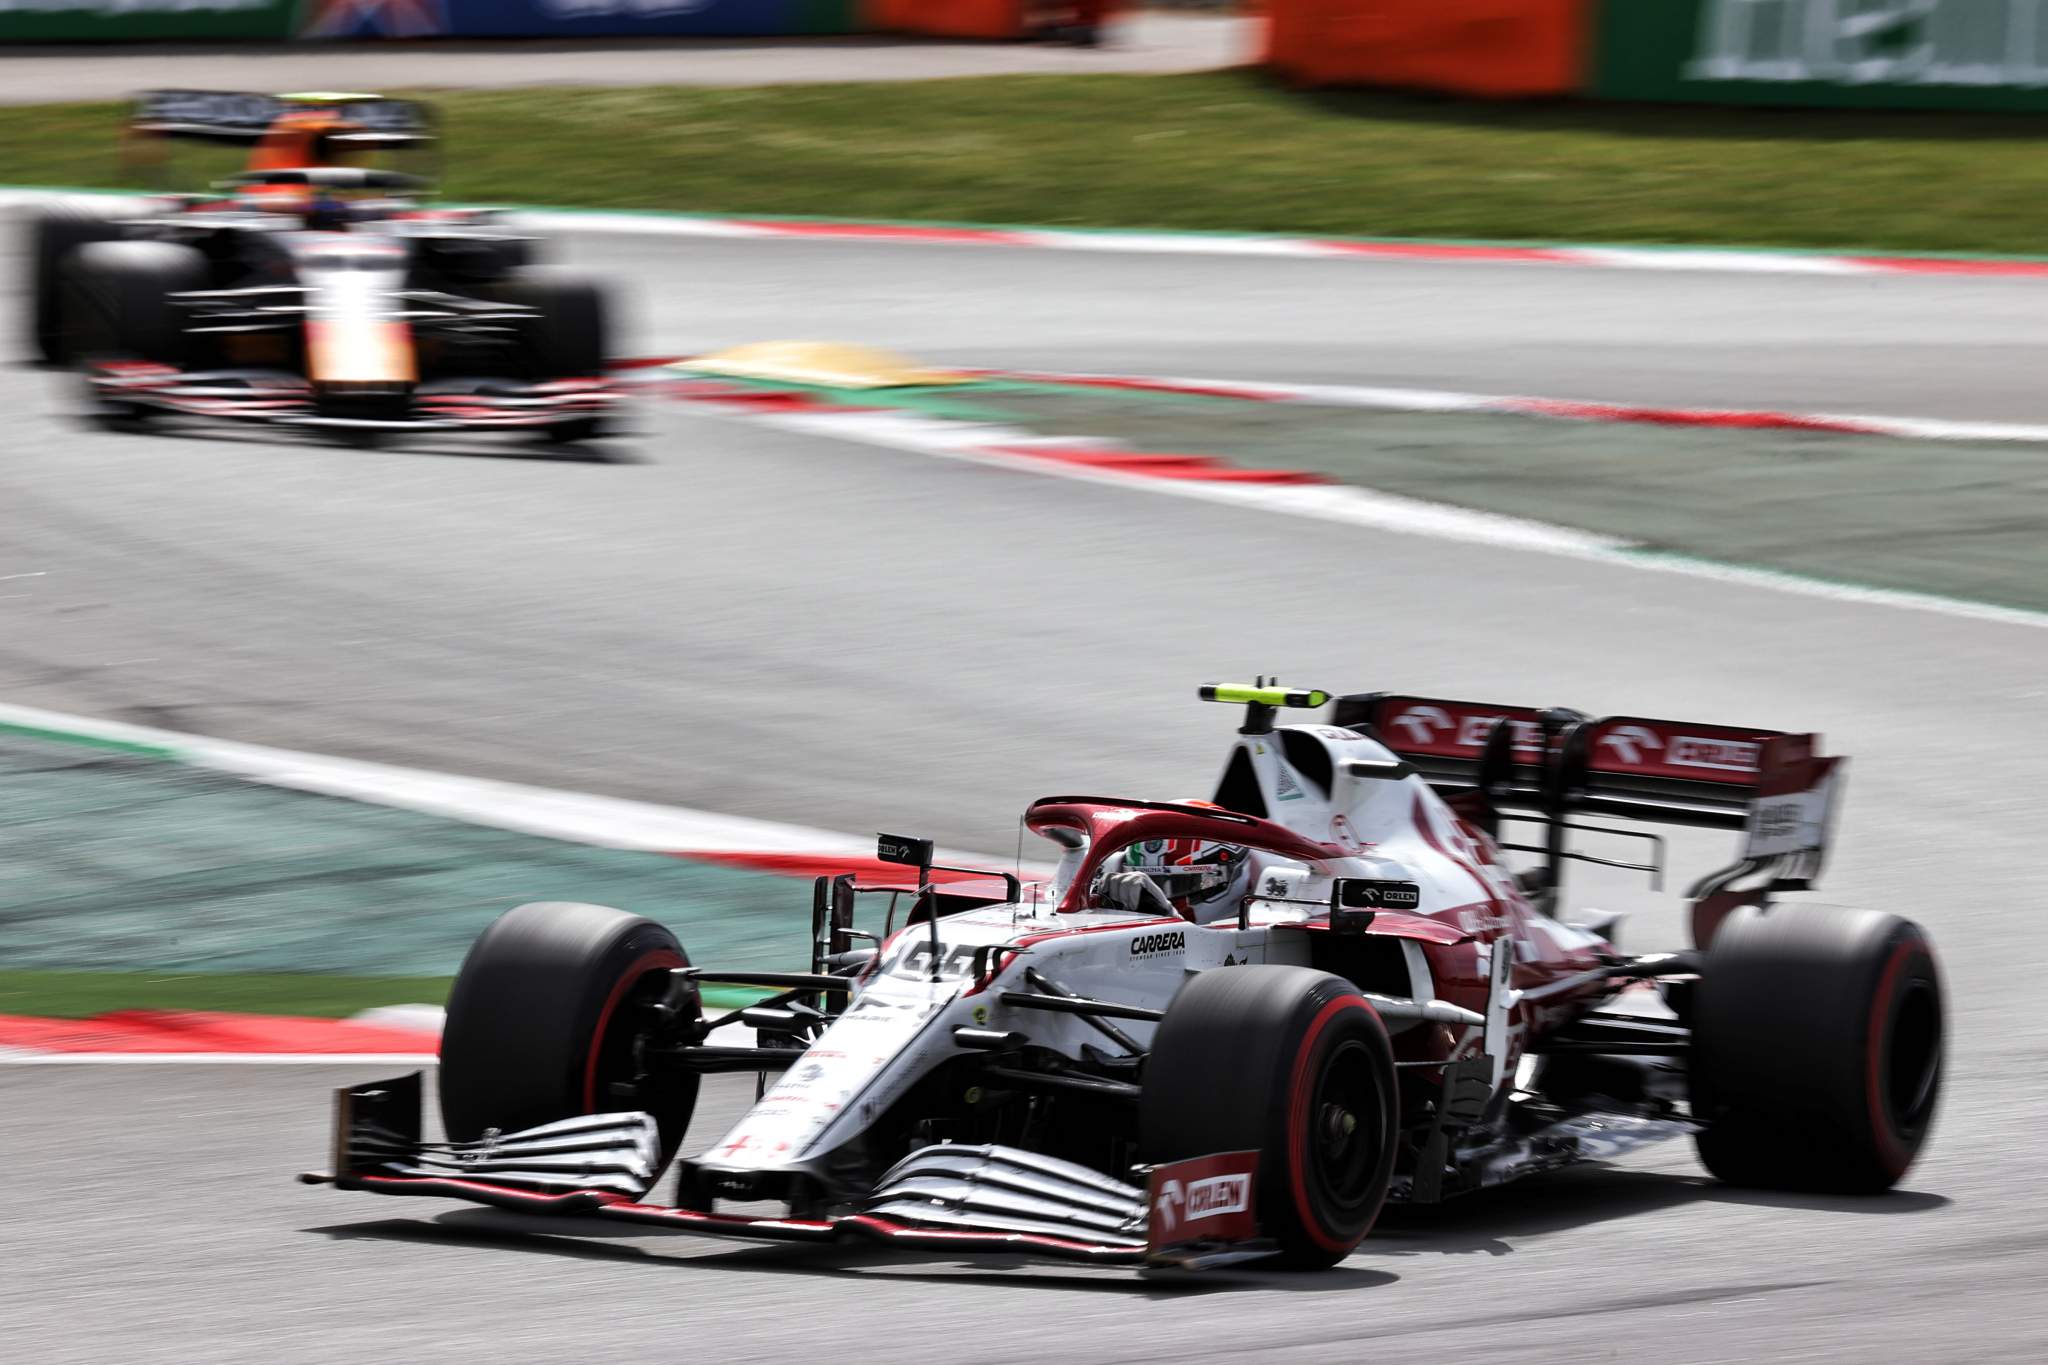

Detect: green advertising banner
[0,0,298,42]
[1596,0,2048,112]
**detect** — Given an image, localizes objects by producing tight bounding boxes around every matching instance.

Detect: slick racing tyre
[25,198,135,365]
[494,267,610,380]
[439,901,701,1166]
[1691,905,1944,1193]
[62,241,205,369]
[1142,965,1397,1268]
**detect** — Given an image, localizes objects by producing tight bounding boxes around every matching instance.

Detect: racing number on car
[886,940,981,981]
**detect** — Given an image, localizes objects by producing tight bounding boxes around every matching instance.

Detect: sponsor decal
[1592,724,1760,776]
[1274,766,1306,801]
[1753,799,1801,841]
[1597,724,1664,765]
[1667,735,1759,772]
[1335,879,1422,911]
[300,0,450,39]
[1383,703,1544,758]
[1389,704,1452,746]
[1147,1151,1259,1250]
[543,0,709,15]
[1742,756,1840,859]
[1690,0,2048,90]
[1129,930,1186,958]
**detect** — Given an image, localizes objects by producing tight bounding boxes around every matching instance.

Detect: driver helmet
[304,190,352,232]
[1117,801,1251,921]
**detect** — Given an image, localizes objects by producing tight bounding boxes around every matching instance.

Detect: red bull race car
[304,683,1945,1270]
[23,91,616,447]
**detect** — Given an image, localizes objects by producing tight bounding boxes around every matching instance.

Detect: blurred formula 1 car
[23,91,616,446]
[305,684,1945,1270]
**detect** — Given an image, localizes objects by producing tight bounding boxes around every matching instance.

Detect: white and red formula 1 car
[306,683,1945,1270]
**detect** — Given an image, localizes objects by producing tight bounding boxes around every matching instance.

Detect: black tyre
[1142,965,1397,1268]
[539,416,603,446]
[439,901,700,1167]
[494,267,610,379]
[63,240,206,368]
[24,198,136,364]
[1691,905,1943,1193]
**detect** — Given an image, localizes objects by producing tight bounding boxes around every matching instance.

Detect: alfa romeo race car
[23,91,617,446]
[305,683,1945,1270]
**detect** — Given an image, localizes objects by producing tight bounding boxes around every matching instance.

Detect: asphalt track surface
[3,223,2047,1360]
[0,15,1247,104]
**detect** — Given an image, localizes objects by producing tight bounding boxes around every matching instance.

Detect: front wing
[302,1074,1267,1269]
[88,363,619,435]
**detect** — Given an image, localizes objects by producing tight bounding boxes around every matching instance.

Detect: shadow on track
[1372,1165,1951,1259]
[69,418,644,464]
[302,1164,1947,1288]
[305,1211,1401,1296]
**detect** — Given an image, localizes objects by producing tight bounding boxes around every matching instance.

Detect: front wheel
[493,267,611,380]
[1142,965,1397,1268]
[1690,904,1944,1193]
[63,240,205,368]
[438,901,701,1167]
[25,198,137,365]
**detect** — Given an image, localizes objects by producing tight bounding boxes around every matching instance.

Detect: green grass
[0,970,455,1019]
[0,970,770,1019]
[6,71,2048,254]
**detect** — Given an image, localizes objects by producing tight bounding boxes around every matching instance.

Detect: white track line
[11,187,2048,280]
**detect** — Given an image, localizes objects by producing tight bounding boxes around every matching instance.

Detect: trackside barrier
[0,0,863,40]
[1592,0,2048,112]
[0,0,297,42]
[1263,0,2048,112]
[0,0,1116,41]
[1263,0,1590,96]
[865,0,1118,39]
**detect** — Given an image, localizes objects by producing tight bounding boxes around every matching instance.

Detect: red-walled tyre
[1142,965,1397,1268]
[439,901,700,1167]
[1691,905,1944,1193]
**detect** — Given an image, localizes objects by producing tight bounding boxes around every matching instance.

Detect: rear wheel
[1142,965,1397,1268]
[438,901,701,1167]
[1691,904,1943,1193]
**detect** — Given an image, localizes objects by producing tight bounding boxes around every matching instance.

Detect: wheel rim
[1306,1037,1385,1218]
[1885,978,1942,1134]
[584,951,690,1137]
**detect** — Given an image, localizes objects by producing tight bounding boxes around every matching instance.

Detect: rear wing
[130,90,435,145]
[1333,692,1845,926]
